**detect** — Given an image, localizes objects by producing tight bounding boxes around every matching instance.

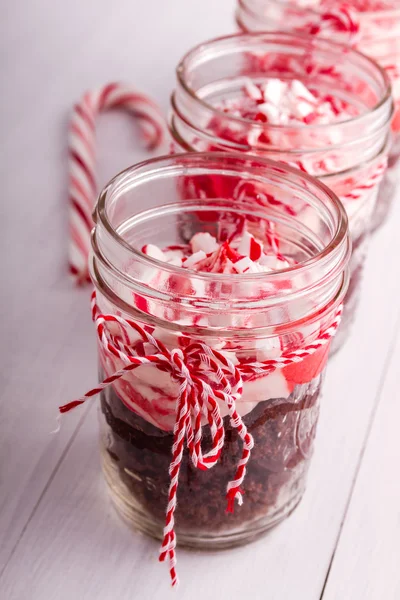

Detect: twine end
[50,414,62,434]
[170,569,179,588]
[226,488,244,514]
[59,400,85,413]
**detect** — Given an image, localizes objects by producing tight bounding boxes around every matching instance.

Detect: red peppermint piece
[249,236,263,261]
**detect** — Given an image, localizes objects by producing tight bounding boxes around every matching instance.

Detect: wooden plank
[322,324,400,600]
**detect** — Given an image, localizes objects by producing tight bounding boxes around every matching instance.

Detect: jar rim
[91,249,349,339]
[170,92,393,160]
[176,30,392,133]
[94,151,349,285]
[92,151,351,336]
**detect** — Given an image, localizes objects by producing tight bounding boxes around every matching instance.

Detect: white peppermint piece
[168,257,183,266]
[190,277,206,297]
[256,101,281,124]
[142,244,166,261]
[164,249,185,261]
[234,256,261,274]
[319,101,335,116]
[258,254,280,269]
[183,250,207,268]
[247,128,264,147]
[262,79,287,106]
[190,232,219,254]
[290,80,317,105]
[257,264,275,273]
[259,254,290,270]
[244,79,263,101]
[237,229,254,256]
[290,98,315,120]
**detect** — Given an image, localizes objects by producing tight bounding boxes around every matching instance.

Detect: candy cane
[69,82,167,284]
[60,291,342,587]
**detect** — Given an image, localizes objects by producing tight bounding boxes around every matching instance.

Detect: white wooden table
[1,1,400,598]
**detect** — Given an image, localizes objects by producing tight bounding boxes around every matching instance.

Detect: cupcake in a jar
[170,32,392,351]
[63,152,350,585]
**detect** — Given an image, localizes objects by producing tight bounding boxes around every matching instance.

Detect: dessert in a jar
[236,0,400,229]
[71,152,350,585]
[170,32,392,352]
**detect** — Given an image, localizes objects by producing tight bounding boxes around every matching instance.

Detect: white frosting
[105,352,291,428]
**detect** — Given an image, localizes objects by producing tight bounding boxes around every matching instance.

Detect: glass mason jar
[169,32,392,352]
[236,0,400,229]
[90,152,350,552]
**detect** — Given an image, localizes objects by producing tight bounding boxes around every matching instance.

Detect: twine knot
[59,291,343,587]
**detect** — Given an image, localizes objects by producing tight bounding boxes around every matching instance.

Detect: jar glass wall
[170,32,392,351]
[91,152,350,548]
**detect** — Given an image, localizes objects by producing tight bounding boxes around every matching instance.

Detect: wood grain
[322,321,400,600]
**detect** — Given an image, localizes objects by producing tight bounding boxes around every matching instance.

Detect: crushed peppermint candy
[285,0,397,12]
[142,229,291,275]
[219,78,360,127]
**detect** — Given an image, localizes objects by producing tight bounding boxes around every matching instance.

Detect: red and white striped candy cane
[60,291,342,587]
[69,82,167,284]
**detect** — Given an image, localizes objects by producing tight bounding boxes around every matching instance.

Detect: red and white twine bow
[68,83,167,284]
[60,292,343,586]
